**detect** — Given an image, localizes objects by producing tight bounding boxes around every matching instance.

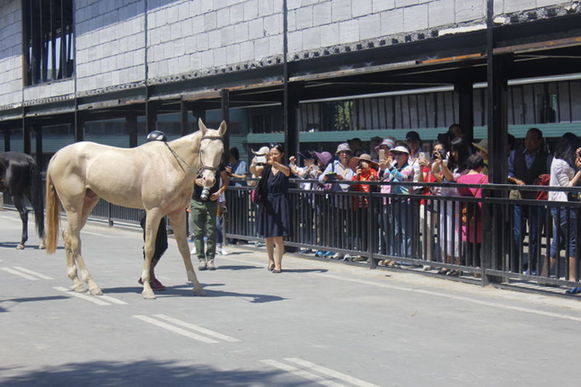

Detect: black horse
[0,152,45,249]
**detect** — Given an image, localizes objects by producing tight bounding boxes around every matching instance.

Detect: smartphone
[419,152,426,162]
[255,155,267,164]
[325,172,337,180]
[378,149,386,161]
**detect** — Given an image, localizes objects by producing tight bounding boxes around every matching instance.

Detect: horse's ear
[218,120,227,137]
[198,118,207,135]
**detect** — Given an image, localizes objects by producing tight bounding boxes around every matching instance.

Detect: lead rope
[163,142,196,175]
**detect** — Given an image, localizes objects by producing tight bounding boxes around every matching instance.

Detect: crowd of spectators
[278,124,581,282]
[222,125,581,285]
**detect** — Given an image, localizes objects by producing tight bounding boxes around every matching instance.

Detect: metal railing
[225,179,581,289]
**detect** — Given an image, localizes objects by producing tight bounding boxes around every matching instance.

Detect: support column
[483,0,510,283]
[3,128,9,151]
[126,113,138,147]
[180,100,190,137]
[284,83,301,157]
[454,79,474,143]
[146,100,158,133]
[22,118,31,154]
[192,105,206,131]
[74,111,85,142]
[221,89,230,156]
[487,56,509,184]
[33,124,43,171]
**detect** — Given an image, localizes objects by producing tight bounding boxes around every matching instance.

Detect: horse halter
[196,135,224,175]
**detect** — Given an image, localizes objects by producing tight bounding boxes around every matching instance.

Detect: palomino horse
[45,119,226,299]
[0,152,45,249]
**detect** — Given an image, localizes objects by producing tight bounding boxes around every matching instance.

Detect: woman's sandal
[272,268,282,274]
[267,263,275,271]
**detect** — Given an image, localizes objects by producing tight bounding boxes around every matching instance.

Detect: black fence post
[107,202,113,227]
[368,189,376,269]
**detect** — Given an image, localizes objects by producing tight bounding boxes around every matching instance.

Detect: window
[22,0,74,86]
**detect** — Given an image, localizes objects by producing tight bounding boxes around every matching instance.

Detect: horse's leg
[12,194,28,250]
[62,228,84,292]
[168,209,205,295]
[73,195,103,295]
[62,194,100,293]
[142,211,163,299]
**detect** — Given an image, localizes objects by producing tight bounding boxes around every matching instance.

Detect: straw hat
[472,139,488,153]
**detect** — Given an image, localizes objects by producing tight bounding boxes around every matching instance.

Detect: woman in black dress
[254,144,290,273]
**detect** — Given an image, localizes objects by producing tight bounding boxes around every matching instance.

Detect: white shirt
[549,158,575,202]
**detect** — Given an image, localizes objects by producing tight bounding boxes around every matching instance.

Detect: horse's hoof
[193,287,206,296]
[72,285,86,293]
[89,287,103,296]
[142,289,156,299]
[16,244,24,250]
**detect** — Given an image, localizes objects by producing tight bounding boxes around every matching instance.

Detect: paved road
[1,210,581,386]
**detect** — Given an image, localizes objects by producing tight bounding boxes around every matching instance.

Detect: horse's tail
[29,159,45,240]
[45,171,60,254]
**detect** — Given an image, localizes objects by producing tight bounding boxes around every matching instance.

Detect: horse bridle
[197,135,224,175]
[163,135,224,176]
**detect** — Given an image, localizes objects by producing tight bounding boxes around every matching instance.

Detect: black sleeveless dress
[257,168,290,238]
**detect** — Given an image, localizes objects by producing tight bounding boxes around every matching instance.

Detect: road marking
[53,286,112,306]
[97,294,128,305]
[1,267,39,280]
[317,273,581,323]
[285,358,378,387]
[260,359,343,386]
[133,315,219,343]
[13,266,53,280]
[154,314,239,342]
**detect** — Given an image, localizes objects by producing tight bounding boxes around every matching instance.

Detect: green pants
[191,199,217,261]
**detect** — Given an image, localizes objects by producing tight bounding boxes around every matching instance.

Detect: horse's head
[197,118,227,187]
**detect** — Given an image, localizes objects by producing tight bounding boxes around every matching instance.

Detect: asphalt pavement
[1,209,581,386]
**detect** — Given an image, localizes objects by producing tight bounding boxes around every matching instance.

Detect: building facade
[1,0,581,170]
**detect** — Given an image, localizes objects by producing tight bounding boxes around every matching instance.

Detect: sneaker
[315,250,324,257]
[190,246,197,255]
[352,255,367,262]
[198,260,207,270]
[323,251,335,257]
[299,248,312,254]
[137,278,166,291]
[207,259,216,270]
[333,253,345,260]
[220,247,229,256]
[150,278,166,291]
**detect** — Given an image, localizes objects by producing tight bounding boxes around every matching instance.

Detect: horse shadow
[0,295,69,312]
[102,283,285,304]
[0,359,283,386]
[0,242,63,250]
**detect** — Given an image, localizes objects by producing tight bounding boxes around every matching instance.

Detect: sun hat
[375,138,396,151]
[312,151,333,167]
[473,139,488,153]
[391,145,410,154]
[335,143,352,154]
[251,146,270,155]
